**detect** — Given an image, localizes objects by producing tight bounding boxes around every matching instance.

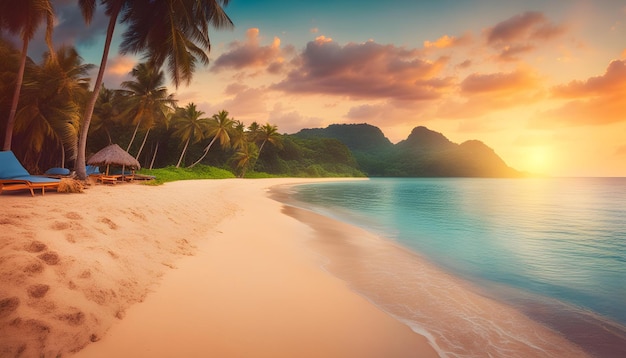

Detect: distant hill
[292,124,521,177]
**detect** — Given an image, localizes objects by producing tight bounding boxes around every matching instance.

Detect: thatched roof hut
[87,144,140,175]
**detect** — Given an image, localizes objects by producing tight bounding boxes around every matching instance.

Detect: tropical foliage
[0,1,363,178]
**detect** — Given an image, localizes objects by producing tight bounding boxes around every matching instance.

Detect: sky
[25,0,626,176]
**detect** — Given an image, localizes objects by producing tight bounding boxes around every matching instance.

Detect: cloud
[531,60,626,127]
[486,11,547,44]
[345,104,388,121]
[219,85,269,117]
[497,44,535,62]
[423,33,472,49]
[461,68,540,95]
[485,11,565,62]
[211,28,286,74]
[534,94,626,127]
[272,38,453,101]
[437,68,543,118]
[456,59,472,69]
[552,60,626,97]
[100,55,136,88]
[268,104,325,134]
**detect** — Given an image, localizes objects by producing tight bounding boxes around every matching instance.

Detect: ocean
[281,178,626,357]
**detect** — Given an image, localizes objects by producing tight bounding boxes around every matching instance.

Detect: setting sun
[524,146,553,175]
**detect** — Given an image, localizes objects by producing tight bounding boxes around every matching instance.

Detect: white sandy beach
[0,178,437,357]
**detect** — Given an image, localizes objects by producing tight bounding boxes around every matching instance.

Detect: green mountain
[292,124,521,177]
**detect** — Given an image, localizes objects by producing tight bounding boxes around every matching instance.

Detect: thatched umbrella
[87,144,140,175]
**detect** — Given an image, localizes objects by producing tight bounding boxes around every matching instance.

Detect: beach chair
[0,151,60,196]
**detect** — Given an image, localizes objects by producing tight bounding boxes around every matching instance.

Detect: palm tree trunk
[189,135,218,168]
[126,119,142,152]
[61,142,66,168]
[3,38,29,151]
[74,6,120,179]
[252,139,267,171]
[176,137,191,168]
[135,127,150,161]
[150,142,159,169]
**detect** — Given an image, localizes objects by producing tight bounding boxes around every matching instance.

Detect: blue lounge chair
[0,151,60,196]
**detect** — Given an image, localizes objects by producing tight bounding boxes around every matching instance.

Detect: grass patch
[139,165,236,185]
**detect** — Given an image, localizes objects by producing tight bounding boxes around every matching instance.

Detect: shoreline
[1,178,437,357]
[271,181,593,358]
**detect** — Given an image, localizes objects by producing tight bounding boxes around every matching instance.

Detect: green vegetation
[139,165,236,185]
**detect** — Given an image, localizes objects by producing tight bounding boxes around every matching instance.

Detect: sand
[0,178,437,358]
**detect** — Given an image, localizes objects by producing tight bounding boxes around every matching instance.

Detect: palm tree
[247,121,260,143]
[232,141,258,178]
[189,109,234,168]
[118,62,175,159]
[251,123,282,172]
[14,46,92,169]
[1,0,55,151]
[172,103,209,167]
[257,123,282,155]
[90,86,121,145]
[74,0,233,179]
[230,120,247,150]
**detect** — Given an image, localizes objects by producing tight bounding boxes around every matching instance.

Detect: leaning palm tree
[257,123,282,156]
[118,62,175,159]
[189,109,234,168]
[74,0,233,179]
[252,123,282,172]
[1,0,55,151]
[172,103,209,167]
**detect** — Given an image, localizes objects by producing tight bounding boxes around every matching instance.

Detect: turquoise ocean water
[288,178,626,357]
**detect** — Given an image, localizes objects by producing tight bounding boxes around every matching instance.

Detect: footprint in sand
[24,240,47,253]
[0,297,20,318]
[79,269,91,279]
[27,284,50,299]
[37,251,60,265]
[99,217,118,230]
[51,221,71,230]
[23,261,45,275]
[0,217,16,225]
[57,310,85,326]
[65,212,83,220]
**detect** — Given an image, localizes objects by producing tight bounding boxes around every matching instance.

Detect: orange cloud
[533,60,626,127]
[461,68,540,95]
[424,33,472,49]
[552,60,626,98]
[211,28,285,73]
[534,94,626,127]
[107,55,135,75]
[437,68,543,119]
